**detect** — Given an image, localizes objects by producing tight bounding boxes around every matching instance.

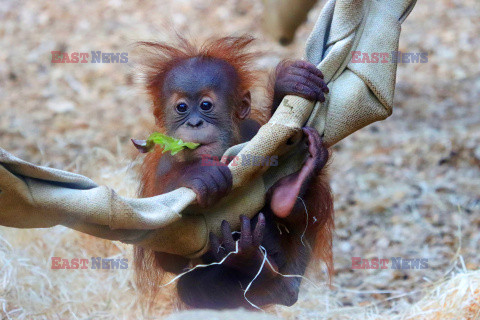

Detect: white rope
[158,220,326,309]
[158,241,240,288]
[243,245,326,310]
[297,196,309,247]
[242,246,269,310]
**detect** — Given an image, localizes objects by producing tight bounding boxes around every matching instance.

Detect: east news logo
[51,51,128,63]
[352,257,429,269]
[51,257,128,269]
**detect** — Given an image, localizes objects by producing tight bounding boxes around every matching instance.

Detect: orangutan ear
[236,90,251,120]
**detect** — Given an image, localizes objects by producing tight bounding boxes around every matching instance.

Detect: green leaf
[132,132,200,155]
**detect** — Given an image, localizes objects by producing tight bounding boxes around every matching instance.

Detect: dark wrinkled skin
[269,127,329,219]
[272,60,329,114]
[156,57,249,207]
[174,161,232,208]
[154,58,329,309]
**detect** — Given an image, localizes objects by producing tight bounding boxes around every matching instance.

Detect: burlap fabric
[0,0,416,258]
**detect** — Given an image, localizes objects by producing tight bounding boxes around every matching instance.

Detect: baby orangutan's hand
[208,213,278,278]
[176,162,232,208]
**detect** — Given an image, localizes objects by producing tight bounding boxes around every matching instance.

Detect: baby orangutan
[135,36,333,309]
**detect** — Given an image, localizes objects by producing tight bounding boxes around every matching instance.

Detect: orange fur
[137,35,259,128]
[306,170,335,282]
[134,35,335,306]
[135,35,260,304]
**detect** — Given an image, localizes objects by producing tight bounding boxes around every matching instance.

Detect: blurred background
[0,0,479,319]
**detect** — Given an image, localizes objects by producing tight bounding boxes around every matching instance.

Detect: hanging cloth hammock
[0,0,417,258]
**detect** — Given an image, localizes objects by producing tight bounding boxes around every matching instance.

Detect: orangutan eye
[200,101,213,111]
[176,103,188,113]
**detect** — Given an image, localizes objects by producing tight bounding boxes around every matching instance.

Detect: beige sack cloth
[0,0,416,258]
